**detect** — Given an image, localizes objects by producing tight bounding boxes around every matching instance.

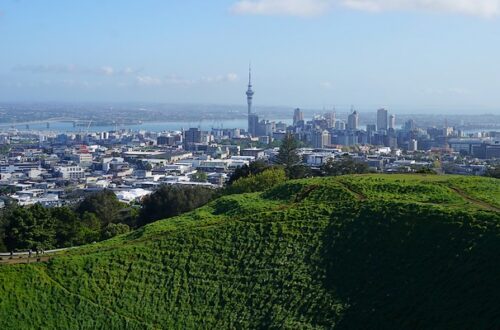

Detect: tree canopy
[226,168,287,195]
[274,133,308,179]
[228,159,270,184]
[76,190,125,225]
[139,185,218,226]
[321,156,370,176]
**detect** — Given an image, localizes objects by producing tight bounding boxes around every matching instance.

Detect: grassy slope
[0,175,499,329]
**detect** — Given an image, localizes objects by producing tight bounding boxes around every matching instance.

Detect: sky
[1,0,500,113]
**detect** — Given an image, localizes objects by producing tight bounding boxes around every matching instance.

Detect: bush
[101,223,130,240]
[226,168,287,195]
[138,185,218,226]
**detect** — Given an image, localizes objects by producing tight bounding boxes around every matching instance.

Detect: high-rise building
[312,130,330,148]
[246,65,255,134]
[183,128,202,149]
[377,108,388,131]
[366,124,376,133]
[389,114,396,129]
[347,111,359,130]
[408,139,418,151]
[248,113,259,137]
[404,119,417,131]
[366,124,376,144]
[324,112,336,128]
[293,108,304,126]
[335,120,346,130]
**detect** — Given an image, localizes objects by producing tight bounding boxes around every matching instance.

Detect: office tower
[335,120,346,130]
[324,112,336,128]
[389,114,396,129]
[404,119,416,131]
[377,108,388,131]
[312,130,330,148]
[293,108,304,126]
[184,128,202,144]
[248,113,259,137]
[347,111,359,130]
[408,139,418,151]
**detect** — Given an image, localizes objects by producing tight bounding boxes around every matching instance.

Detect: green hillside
[0,175,499,329]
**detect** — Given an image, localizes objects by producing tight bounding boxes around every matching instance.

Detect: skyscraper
[312,130,330,148]
[324,112,336,128]
[347,111,359,130]
[389,114,396,129]
[404,119,416,131]
[377,108,388,131]
[293,108,304,126]
[248,113,259,137]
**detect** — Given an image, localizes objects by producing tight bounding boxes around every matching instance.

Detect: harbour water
[0,118,292,133]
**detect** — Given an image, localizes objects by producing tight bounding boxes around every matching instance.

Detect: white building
[56,166,85,180]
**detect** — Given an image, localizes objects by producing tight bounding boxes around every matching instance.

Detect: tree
[228,160,270,184]
[76,190,125,225]
[274,133,308,179]
[51,207,83,247]
[226,168,287,195]
[138,185,218,226]
[191,171,208,183]
[79,212,101,243]
[101,223,130,240]
[321,156,370,176]
[4,204,56,251]
[485,166,500,179]
[415,167,437,175]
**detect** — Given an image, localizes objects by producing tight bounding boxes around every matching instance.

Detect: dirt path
[335,180,367,201]
[0,256,52,265]
[449,186,500,212]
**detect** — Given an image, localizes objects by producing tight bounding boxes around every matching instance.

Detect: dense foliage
[0,191,132,251]
[228,159,270,184]
[138,185,217,226]
[0,175,498,329]
[485,166,500,179]
[76,190,125,225]
[274,133,309,179]
[320,156,370,176]
[225,167,287,195]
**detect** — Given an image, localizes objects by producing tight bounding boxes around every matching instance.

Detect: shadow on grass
[320,201,500,329]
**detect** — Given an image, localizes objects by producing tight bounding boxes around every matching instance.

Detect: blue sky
[1,0,500,113]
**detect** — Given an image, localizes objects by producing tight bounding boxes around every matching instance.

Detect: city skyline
[1,1,500,113]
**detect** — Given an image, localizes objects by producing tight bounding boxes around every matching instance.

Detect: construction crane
[85,120,93,135]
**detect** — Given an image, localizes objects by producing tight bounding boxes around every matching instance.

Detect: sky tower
[246,64,258,136]
[246,64,254,115]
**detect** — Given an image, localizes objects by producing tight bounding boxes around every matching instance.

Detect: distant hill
[0,175,499,329]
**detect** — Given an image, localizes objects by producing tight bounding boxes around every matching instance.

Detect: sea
[0,118,292,134]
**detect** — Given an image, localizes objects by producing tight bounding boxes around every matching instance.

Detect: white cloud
[321,81,334,89]
[231,0,500,17]
[231,0,332,16]
[422,87,471,95]
[100,66,115,76]
[136,73,239,87]
[13,64,139,76]
[136,76,163,86]
[342,0,500,17]
[201,73,239,83]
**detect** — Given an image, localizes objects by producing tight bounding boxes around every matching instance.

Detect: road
[0,247,75,265]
